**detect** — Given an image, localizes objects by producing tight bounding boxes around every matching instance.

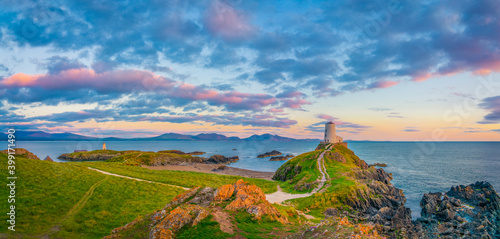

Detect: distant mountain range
[8,131,320,141]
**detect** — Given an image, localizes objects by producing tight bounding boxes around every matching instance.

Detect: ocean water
[5,140,500,218]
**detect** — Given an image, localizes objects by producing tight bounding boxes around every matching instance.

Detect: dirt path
[41,177,109,238]
[265,145,331,204]
[212,207,235,234]
[88,167,189,190]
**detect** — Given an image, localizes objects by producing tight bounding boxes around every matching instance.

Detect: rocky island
[257,150,282,158]
[58,149,238,165]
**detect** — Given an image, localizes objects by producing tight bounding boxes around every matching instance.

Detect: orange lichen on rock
[192,208,210,226]
[106,180,288,239]
[214,184,235,201]
[224,179,288,223]
[150,204,204,239]
[225,179,266,211]
[339,216,350,226]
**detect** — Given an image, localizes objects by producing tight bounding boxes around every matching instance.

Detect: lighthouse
[324,122,343,143]
[102,142,107,150]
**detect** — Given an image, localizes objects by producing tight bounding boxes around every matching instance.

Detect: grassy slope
[277,151,321,194]
[0,153,184,238]
[286,145,362,218]
[75,161,278,194]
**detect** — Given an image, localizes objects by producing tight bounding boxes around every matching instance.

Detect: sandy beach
[142,163,275,181]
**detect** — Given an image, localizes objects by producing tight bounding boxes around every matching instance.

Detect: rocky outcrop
[410,181,500,238]
[157,150,205,155]
[269,156,286,161]
[187,151,205,155]
[369,163,388,167]
[58,149,235,165]
[1,148,40,160]
[269,155,294,161]
[206,155,239,164]
[272,164,302,181]
[326,167,412,236]
[43,156,53,162]
[257,150,282,158]
[211,165,228,172]
[106,180,287,239]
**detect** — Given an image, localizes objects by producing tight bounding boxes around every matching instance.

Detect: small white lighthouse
[324,122,343,143]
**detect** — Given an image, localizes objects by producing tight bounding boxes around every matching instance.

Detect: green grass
[284,145,362,218]
[276,151,321,194]
[71,161,278,194]
[233,211,284,239]
[177,215,232,239]
[0,153,184,238]
[67,149,122,155]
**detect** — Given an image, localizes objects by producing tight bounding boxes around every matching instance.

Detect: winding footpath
[265,145,331,204]
[88,167,190,190]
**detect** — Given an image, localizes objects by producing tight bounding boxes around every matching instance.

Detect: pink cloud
[1,68,309,112]
[1,68,175,92]
[282,98,311,109]
[268,108,284,113]
[368,80,399,89]
[204,0,255,40]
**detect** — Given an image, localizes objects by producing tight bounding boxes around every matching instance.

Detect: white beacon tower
[324,122,336,143]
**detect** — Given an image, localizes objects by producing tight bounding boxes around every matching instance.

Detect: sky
[1,0,500,140]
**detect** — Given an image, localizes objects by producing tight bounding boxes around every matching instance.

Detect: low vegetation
[274,150,321,193]
[277,144,364,218]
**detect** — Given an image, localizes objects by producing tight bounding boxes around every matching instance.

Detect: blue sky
[1,0,500,140]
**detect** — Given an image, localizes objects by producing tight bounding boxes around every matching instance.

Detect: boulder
[257,150,282,158]
[205,155,239,164]
[269,156,287,161]
[211,165,228,172]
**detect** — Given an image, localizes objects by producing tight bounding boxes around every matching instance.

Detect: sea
[6,140,500,219]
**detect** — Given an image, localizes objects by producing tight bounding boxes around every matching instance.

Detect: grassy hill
[274,144,380,218]
[0,153,185,238]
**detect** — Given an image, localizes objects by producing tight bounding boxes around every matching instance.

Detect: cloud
[403,127,420,132]
[367,80,399,89]
[3,0,499,97]
[203,0,255,40]
[0,68,310,112]
[368,108,392,112]
[478,95,500,124]
[306,114,371,134]
[45,56,87,74]
[387,112,405,118]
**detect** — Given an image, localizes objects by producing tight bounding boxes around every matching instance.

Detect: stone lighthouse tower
[324,122,343,143]
[324,122,336,143]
